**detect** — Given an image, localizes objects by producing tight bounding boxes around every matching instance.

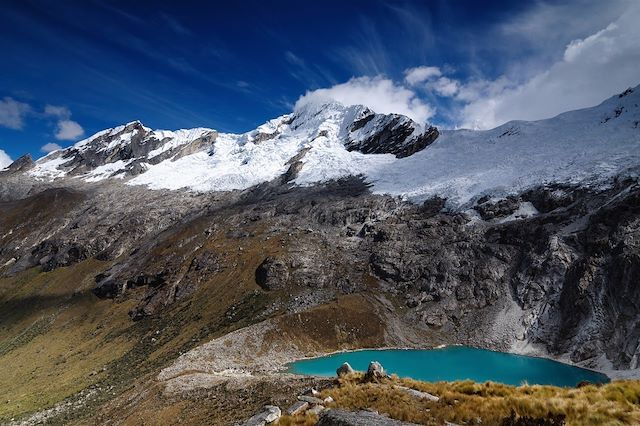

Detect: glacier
[25,86,640,209]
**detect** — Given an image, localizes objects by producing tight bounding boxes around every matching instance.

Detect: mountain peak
[23,87,640,208]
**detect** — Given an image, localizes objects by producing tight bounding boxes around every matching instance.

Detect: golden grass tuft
[319,373,640,425]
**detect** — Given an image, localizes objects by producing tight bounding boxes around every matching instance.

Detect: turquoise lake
[287,346,609,387]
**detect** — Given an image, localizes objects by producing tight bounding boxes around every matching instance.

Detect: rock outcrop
[344,110,439,158]
[3,154,34,173]
[255,257,289,291]
[240,405,281,426]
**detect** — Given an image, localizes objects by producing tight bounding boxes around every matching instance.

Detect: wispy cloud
[54,120,84,140]
[44,105,70,118]
[284,51,336,88]
[332,3,436,77]
[334,18,391,76]
[404,66,442,86]
[160,13,193,36]
[0,97,31,129]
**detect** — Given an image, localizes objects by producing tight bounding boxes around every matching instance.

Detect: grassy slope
[0,259,134,420]
[280,374,640,426]
[2,198,638,425]
[0,221,288,423]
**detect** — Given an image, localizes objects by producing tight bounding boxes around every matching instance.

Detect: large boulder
[336,362,355,377]
[255,257,289,291]
[364,361,385,381]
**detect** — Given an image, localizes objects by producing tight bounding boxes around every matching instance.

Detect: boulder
[395,385,439,402]
[364,361,385,381]
[286,401,309,416]
[255,257,289,291]
[240,405,281,425]
[304,387,321,397]
[336,362,355,377]
[298,395,324,405]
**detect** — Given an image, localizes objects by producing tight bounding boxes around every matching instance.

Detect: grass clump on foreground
[281,373,640,425]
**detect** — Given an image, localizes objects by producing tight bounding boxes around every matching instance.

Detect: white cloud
[428,77,460,97]
[44,105,71,119]
[295,76,435,123]
[44,105,85,140]
[0,97,30,130]
[40,142,63,153]
[457,2,640,129]
[0,149,12,169]
[404,66,441,85]
[55,120,84,140]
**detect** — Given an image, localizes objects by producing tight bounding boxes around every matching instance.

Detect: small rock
[307,404,325,415]
[364,361,385,381]
[323,396,334,404]
[304,387,321,397]
[286,401,308,416]
[395,386,439,402]
[241,405,281,425]
[298,395,324,405]
[336,362,355,377]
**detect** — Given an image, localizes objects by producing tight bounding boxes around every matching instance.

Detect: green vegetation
[0,221,307,424]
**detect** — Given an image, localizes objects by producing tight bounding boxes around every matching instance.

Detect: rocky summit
[0,87,640,425]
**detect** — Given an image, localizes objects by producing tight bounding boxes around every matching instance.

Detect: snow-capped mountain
[2,87,640,425]
[22,85,640,207]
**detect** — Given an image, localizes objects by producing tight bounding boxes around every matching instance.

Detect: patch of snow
[128,132,302,192]
[28,155,71,180]
[147,128,214,159]
[496,202,539,223]
[84,159,133,182]
[100,130,135,152]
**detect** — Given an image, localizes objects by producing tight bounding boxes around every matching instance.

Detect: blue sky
[1,0,639,164]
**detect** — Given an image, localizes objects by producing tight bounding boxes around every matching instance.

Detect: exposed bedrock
[0,175,639,372]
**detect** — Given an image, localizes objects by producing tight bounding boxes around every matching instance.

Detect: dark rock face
[4,154,34,173]
[475,196,520,220]
[1,165,639,372]
[345,114,439,158]
[282,148,310,183]
[39,121,217,180]
[255,257,289,291]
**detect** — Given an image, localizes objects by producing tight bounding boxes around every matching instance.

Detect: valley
[0,87,639,425]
